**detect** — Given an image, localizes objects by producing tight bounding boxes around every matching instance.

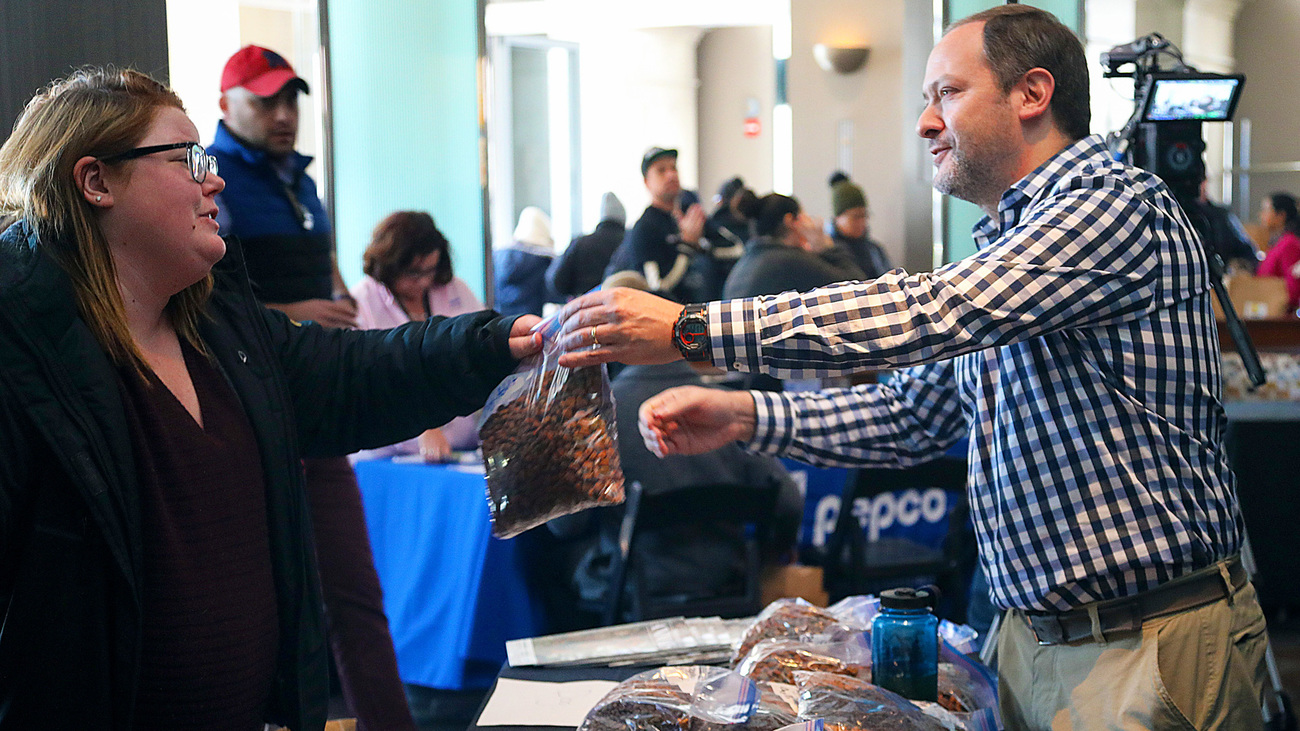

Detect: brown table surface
[1219,317,1300,352]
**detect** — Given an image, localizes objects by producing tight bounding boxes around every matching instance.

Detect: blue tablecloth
[354,459,544,690]
[355,447,968,690]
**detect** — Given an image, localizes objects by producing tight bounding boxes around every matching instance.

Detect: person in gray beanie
[547,192,628,300]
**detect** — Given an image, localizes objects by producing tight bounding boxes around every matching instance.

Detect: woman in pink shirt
[351,211,485,460]
[1256,192,1300,312]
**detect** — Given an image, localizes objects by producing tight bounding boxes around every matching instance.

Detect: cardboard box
[1213,274,1291,321]
[760,564,828,608]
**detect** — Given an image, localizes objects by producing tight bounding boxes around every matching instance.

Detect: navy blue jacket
[494,244,555,317]
[210,121,334,303]
[547,221,625,300]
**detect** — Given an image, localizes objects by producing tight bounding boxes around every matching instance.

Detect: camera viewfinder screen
[1144,77,1241,121]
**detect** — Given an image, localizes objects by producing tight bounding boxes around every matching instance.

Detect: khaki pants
[997,579,1270,730]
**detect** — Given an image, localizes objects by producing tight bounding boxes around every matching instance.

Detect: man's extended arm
[557,184,1163,373]
[640,360,966,466]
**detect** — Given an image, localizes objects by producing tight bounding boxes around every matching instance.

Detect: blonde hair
[0,67,213,370]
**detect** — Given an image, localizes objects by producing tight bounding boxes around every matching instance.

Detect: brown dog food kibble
[480,365,624,538]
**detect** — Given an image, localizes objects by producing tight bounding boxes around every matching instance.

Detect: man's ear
[72,156,113,208]
[219,93,230,116]
[1017,67,1056,123]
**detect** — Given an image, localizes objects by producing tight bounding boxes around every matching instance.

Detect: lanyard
[276,175,315,232]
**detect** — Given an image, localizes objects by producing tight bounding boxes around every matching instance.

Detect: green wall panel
[943,0,1083,264]
[327,0,486,299]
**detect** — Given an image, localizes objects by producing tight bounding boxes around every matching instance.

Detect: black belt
[1025,556,1248,646]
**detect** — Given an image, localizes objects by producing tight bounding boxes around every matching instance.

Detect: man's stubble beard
[933,143,1009,209]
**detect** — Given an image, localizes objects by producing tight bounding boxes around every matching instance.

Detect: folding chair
[601,478,782,624]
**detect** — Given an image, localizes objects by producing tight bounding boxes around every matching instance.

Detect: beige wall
[576,26,702,231]
[696,26,775,212]
[1234,0,1300,223]
[788,0,911,269]
[1136,0,1187,46]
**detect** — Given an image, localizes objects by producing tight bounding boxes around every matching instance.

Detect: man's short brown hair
[949,5,1091,141]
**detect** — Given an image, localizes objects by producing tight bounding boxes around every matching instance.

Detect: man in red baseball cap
[209,46,418,730]
[217,45,313,160]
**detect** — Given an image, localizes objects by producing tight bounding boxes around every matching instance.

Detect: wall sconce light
[813,43,870,75]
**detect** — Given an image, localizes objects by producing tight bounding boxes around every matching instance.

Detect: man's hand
[552,287,683,368]
[678,203,706,246]
[268,299,359,329]
[508,315,544,360]
[638,386,757,457]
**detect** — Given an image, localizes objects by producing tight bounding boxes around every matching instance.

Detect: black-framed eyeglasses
[102,142,219,184]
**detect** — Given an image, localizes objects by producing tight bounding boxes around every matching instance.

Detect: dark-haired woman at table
[351,210,485,460]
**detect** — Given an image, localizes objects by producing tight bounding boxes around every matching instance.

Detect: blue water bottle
[871,586,939,702]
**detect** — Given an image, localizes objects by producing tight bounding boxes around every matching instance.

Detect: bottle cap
[879,586,935,610]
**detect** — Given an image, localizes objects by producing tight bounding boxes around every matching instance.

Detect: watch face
[679,319,707,350]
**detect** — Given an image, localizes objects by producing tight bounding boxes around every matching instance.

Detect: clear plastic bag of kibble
[578,666,760,731]
[477,312,625,538]
[792,671,948,731]
[732,598,866,665]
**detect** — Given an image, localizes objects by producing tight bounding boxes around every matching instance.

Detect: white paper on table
[475,678,619,727]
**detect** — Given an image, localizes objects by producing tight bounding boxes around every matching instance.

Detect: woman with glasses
[0,68,541,731]
[351,210,484,461]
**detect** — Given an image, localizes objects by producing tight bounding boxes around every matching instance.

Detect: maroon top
[119,340,279,731]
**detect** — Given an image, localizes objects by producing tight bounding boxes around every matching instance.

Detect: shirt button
[734,361,742,370]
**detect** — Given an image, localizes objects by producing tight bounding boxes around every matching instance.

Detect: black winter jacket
[721,236,866,300]
[0,221,518,730]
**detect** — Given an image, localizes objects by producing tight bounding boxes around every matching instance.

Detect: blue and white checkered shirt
[708,135,1241,612]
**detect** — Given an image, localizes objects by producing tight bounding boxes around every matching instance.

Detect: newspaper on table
[506,616,753,668]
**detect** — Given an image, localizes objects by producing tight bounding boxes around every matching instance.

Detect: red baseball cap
[220,45,310,97]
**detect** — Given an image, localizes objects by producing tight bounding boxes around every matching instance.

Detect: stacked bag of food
[577,597,1000,731]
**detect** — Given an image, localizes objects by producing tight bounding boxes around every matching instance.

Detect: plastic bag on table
[791,671,948,731]
[938,621,980,656]
[736,632,872,686]
[827,595,881,629]
[774,721,822,731]
[478,313,625,538]
[746,681,800,731]
[933,640,1000,731]
[732,598,866,665]
[578,666,758,731]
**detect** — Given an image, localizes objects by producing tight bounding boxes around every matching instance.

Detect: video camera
[1102,34,1263,389]
[1102,33,1245,202]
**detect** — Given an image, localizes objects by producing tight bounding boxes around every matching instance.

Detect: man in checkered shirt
[555,5,1269,729]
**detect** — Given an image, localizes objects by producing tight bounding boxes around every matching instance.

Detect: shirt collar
[972,134,1110,248]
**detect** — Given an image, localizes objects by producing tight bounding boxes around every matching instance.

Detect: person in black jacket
[546,192,626,300]
[0,68,541,731]
[604,147,706,301]
[722,192,865,300]
[695,177,753,301]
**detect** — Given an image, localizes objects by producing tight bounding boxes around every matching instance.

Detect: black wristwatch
[673,304,710,362]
